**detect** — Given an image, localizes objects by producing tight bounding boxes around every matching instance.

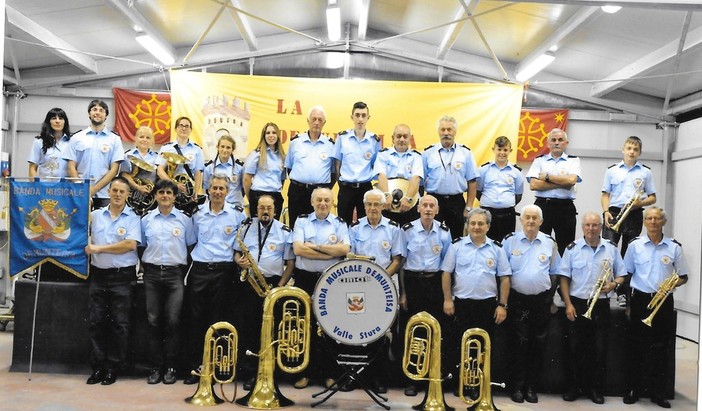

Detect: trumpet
[583,260,612,320]
[403,312,450,411]
[236,223,271,298]
[460,328,503,411]
[185,321,238,406]
[642,271,680,327]
[610,180,644,233]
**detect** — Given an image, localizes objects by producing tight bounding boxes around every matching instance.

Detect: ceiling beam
[436,1,478,59]
[667,90,702,116]
[228,0,258,50]
[105,0,176,63]
[494,0,702,11]
[5,5,98,74]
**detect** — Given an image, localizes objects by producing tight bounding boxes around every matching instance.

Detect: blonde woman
[203,132,244,206]
[243,122,286,219]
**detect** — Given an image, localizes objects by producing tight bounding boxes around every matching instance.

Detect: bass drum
[313,258,398,346]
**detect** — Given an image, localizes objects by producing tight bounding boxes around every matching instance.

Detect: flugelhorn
[460,328,503,411]
[610,180,644,233]
[185,321,238,406]
[583,260,612,320]
[403,312,452,411]
[642,270,680,327]
[237,223,272,298]
[236,286,311,409]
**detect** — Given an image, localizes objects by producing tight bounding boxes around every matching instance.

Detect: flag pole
[28,263,42,381]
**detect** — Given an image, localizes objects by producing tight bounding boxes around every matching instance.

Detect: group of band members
[28,101,689,409]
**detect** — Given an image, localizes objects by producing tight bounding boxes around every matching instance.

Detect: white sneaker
[617,294,627,307]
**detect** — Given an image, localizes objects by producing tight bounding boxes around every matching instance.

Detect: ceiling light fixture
[514,52,556,83]
[601,5,622,14]
[326,2,341,42]
[135,32,175,66]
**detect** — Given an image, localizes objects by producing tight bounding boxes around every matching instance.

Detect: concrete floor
[0,321,697,411]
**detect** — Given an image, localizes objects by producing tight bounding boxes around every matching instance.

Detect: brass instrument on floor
[237,223,271,298]
[185,321,238,406]
[460,328,503,411]
[642,271,680,327]
[126,155,155,216]
[236,286,311,409]
[403,311,452,411]
[583,259,612,320]
[610,180,644,233]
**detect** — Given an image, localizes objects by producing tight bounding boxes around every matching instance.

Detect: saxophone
[236,223,272,298]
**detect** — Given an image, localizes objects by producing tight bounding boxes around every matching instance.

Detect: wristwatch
[497,302,508,309]
[545,173,551,182]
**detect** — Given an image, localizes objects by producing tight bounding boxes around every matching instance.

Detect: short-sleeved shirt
[401,219,452,272]
[190,202,247,263]
[332,129,381,183]
[477,161,524,208]
[373,147,423,181]
[120,148,158,183]
[559,237,627,299]
[234,218,294,278]
[441,236,511,299]
[422,143,479,195]
[285,132,335,184]
[243,148,286,192]
[602,161,656,208]
[141,207,196,266]
[349,216,403,269]
[624,234,689,294]
[526,153,582,199]
[89,205,141,269]
[502,231,560,295]
[292,212,349,273]
[203,157,244,206]
[27,135,70,178]
[64,128,125,198]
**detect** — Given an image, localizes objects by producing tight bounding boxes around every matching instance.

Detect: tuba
[237,222,272,298]
[403,312,452,411]
[236,286,311,409]
[582,260,612,320]
[126,155,156,216]
[642,270,680,327]
[610,180,644,233]
[460,328,503,411]
[185,321,238,406]
[161,152,197,213]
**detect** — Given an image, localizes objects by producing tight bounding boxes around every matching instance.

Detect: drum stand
[311,340,390,410]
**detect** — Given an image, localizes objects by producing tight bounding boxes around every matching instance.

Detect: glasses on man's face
[177,124,191,129]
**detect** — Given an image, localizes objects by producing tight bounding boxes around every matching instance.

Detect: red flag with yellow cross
[113,87,172,144]
[517,109,569,162]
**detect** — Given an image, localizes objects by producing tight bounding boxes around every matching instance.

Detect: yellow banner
[170,71,523,166]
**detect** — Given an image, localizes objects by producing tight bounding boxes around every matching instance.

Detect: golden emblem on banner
[20,199,76,241]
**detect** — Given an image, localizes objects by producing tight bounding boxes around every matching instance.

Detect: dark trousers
[483,207,516,242]
[564,296,610,391]
[286,181,331,228]
[627,289,675,397]
[602,207,643,300]
[249,190,284,220]
[535,197,577,255]
[448,297,497,375]
[382,208,419,227]
[337,182,373,225]
[508,289,552,391]
[88,266,135,372]
[143,264,185,370]
[429,193,465,240]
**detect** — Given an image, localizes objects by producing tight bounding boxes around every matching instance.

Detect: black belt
[427,192,463,200]
[143,263,184,271]
[535,197,573,204]
[404,269,440,278]
[632,288,657,298]
[289,180,330,189]
[192,261,235,270]
[90,265,136,274]
[483,206,515,216]
[297,269,323,277]
[339,181,372,189]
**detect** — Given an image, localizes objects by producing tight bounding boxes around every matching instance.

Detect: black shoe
[651,395,671,408]
[563,387,580,402]
[404,385,417,397]
[147,369,162,385]
[163,368,177,384]
[525,386,538,403]
[101,371,117,385]
[183,373,200,385]
[86,369,106,385]
[511,389,524,403]
[623,389,639,404]
[243,377,255,391]
[339,381,355,392]
[589,389,604,404]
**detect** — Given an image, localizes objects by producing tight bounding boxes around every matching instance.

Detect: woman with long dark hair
[27,107,72,178]
[243,122,286,219]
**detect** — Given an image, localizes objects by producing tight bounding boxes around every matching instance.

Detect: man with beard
[234,195,294,389]
[65,99,124,209]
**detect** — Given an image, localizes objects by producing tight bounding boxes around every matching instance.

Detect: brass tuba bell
[459,328,504,411]
[126,155,156,216]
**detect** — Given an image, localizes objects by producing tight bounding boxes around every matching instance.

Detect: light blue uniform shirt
[422,143,479,195]
[602,161,656,208]
[293,212,350,273]
[120,148,158,182]
[401,219,451,272]
[349,216,403,269]
[526,153,582,200]
[332,129,381,183]
[234,218,294,278]
[89,205,141,269]
[441,237,511,299]
[477,162,524,208]
[64,128,125,198]
[502,231,560,295]
[373,147,424,180]
[624,234,689,294]
[156,140,205,174]
[243,148,285,192]
[141,207,196,266]
[559,237,626,299]
[285,132,335,184]
[27,135,70,178]
[204,157,244,206]
[191,202,247,263]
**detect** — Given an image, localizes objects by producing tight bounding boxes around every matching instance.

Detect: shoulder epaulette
[192,142,202,148]
[628,236,640,244]
[480,161,490,167]
[338,129,349,136]
[513,164,522,171]
[672,238,682,247]
[328,137,335,144]
[534,154,545,159]
[336,216,346,224]
[642,164,651,169]
[290,134,300,141]
[350,220,360,228]
[503,232,515,241]
[567,154,578,158]
[608,163,617,169]
[440,222,449,231]
[607,239,618,247]
[402,222,413,231]
[452,237,462,243]
[388,219,399,227]
[235,158,244,166]
[566,241,576,250]
[254,147,261,153]
[493,240,503,248]
[412,149,422,155]
[234,205,244,213]
[242,217,253,226]
[545,234,556,243]
[298,213,309,219]
[282,224,291,232]
[111,130,121,137]
[70,129,83,137]
[423,144,434,151]
[205,160,214,166]
[371,134,380,142]
[460,144,471,151]
[379,147,389,152]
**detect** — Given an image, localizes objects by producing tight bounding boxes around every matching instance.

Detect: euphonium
[126,155,156,216]
[162,152,196,212]
[403,311,452,411]
[237,224,271,298]
[642,271,680,327]
[185,321,238,406]
[610,180,644,233]
[460,328,503,411]
[583,260,612,320]
[236,286,311,409]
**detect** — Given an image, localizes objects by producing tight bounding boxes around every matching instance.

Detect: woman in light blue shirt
[243,122,286,219]
[27,107,72,178]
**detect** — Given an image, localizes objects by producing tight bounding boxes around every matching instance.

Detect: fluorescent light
[135,32,175,66]
[601,5,622,13]
[326,5,341,41]
[325,52,346,69]
[515,52,556,83]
